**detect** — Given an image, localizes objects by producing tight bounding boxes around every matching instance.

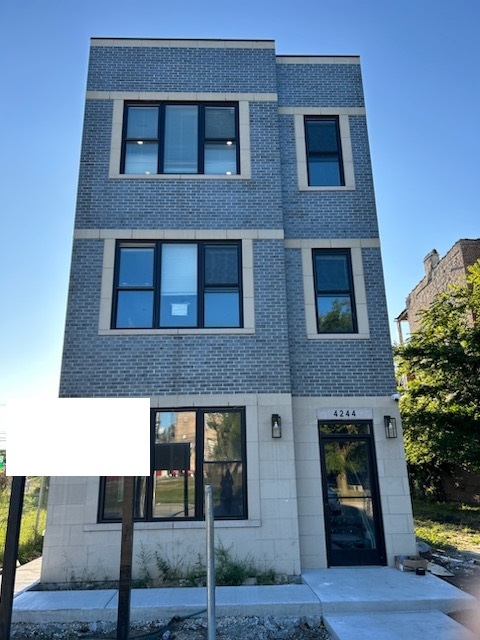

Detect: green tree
[394,260,480,498]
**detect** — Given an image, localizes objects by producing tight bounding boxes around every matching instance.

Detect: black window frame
[304,116,345,187]
[98,407,247,523]
[121,102,240,175]
[111,240,243,330]
[312,248,357,334]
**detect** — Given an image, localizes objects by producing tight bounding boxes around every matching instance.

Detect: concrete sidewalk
[8,560,480,640]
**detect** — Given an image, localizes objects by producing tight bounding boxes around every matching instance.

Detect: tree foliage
[394,260,480,494]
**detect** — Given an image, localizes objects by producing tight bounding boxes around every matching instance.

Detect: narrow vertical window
[163,105,198,173]
[115,246,155,328]
[305,117,344,186]
[204,244,240,327]
[123,106,159,175]
[159,244,198,327]
[313,250,356,333]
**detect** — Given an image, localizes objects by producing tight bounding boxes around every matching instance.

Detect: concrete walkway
[7,560,480,640]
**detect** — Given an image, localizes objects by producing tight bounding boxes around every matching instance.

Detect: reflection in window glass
[102,476,146,520]
[313,250,356,333]
[100,408,246,522]
[116,290,154,328]
[118,248,154,286]
[305,118,343,187]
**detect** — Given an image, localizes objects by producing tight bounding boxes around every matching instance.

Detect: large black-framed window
[122,102,239,175]
[112,241,242,329]
[98,407,247,522]
[313,249,357,333]
[305,116,344,186]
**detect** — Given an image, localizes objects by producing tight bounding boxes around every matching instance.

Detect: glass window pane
[204,245,239,285]
[205,107,236,139]
[102,477,145,520]
[316,294,354,332]
[204,143,237,174]
[152,411,196,518]
[116,290,154,328]
[164,105,198,173]
[126,107,159,139]
[152,472,195,518]
[204,412,242,461]
[308,156,341,186]
[204,462,244,517]
[118,247,154,286]
[319,422,371,436]
[160,244,197,327]
[124,141,158,174]
[315,253,350,291]
[306,120,339,153]
[204,291,240,327]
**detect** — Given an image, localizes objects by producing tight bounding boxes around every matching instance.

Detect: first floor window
[313,249,357,333]
[99,408,247,521]
[305,116,344,186]
[122,102,239,175]
[113,241,242,329]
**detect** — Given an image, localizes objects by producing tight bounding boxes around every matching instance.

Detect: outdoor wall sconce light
[272,414,282,438]
[384,416,398,439]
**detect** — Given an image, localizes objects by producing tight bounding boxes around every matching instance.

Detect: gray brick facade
[42,39,414,584]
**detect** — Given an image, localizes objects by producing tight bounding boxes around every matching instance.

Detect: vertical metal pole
[117,476,135,640]
[0,476,26,640]
[205,484,216,640]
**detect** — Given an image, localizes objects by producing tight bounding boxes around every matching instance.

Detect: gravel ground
[10,616,332,640]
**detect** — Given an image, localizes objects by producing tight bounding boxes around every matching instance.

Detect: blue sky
[1,0,479,404]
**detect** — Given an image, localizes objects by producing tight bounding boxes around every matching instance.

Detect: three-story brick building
[41,38,415,584]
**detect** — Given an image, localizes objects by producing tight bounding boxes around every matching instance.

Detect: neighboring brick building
[396,238,480,339]
[41,38,415,584]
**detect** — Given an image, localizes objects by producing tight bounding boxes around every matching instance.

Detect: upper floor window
[305,116,344,187]
[122,103,239,175]
[313,249,357,333]
[113,241,242,329]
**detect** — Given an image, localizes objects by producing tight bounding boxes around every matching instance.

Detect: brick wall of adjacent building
[403,239,480,333]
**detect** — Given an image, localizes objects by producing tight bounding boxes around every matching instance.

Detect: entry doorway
[319,421,386,566]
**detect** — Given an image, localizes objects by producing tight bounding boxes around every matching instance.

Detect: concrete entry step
[302,567,476,614]
[323,610,477,640]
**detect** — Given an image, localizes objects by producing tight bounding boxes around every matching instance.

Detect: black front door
[319,421,386,566]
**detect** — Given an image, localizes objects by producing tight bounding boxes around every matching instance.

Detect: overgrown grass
[0,477,48,566]
[413,498,480,552]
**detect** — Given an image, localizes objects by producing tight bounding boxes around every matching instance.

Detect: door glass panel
[319,422,371,436]
[324,440,379,553]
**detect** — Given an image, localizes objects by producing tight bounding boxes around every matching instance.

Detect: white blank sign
[5,398,150,476]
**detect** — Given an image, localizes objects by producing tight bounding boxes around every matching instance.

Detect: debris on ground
[10,616,332,640]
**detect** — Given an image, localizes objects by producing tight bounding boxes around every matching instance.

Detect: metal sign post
[117,476,135,640]
[205,484,216,640]
[0,476,26,640]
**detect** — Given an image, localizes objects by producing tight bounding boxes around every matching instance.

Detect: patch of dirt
[11,616,332,640]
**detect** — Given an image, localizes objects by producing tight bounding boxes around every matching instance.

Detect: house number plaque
[317,408,373,420]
